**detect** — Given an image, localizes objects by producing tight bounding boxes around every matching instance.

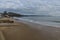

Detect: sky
[0,0,60,16]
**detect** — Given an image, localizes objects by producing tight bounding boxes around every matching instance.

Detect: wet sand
[0,18,60,40]
[0,22,43,40]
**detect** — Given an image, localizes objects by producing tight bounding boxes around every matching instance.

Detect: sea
[14,16,60,27]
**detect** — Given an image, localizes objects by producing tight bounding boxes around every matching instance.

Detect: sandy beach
[0,18,60,40]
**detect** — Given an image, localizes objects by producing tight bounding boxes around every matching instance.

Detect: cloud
[0,0,24,9]
[0,0,60,16]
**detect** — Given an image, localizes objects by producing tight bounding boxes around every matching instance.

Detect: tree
[8,12,21,17]
[1,11,22,17]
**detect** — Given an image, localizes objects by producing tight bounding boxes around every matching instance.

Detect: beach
[0,18,60,40]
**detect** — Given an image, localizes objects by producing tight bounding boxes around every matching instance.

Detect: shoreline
[17,19,60,28]
[0,18,60,40]
[15,18,60,27]
[17,20,60,40]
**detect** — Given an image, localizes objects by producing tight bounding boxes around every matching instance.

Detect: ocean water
[14,16,60,27]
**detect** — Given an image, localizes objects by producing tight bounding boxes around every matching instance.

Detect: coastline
[16,19,60,40]
[0,18,60,40]
[16,18,60,27]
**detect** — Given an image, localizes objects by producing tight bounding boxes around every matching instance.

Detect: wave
[14,17,42,24]
[14,17,60,27]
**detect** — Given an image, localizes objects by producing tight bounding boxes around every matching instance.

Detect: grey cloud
[0,0,60,16]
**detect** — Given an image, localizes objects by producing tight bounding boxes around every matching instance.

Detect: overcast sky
[0,0,60,16]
